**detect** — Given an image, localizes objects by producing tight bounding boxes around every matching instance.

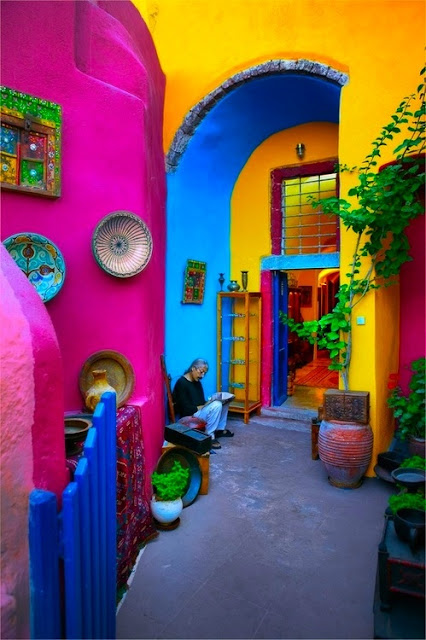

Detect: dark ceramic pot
[227,280,241,292]
[394,508,425,552]
[377,451,404,472]
[408,436,426,458]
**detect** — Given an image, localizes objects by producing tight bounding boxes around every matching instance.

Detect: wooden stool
[161,443,210,494]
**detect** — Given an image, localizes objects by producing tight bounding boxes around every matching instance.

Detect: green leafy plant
[388,357,426,440]
[400,455,426,470]
[151,460,190,501]
[280,67,425,390]
[388,492,426,515]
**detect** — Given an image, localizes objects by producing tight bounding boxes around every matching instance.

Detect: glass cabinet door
[217,292,261,424]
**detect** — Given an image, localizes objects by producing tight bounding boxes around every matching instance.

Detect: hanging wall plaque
[182,259,206,304]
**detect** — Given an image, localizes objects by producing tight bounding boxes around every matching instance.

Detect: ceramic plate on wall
[79,350,135,408]
[3,232,66,302]
[92,211,153,278]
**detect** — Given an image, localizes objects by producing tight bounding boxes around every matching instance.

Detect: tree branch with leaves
[281,67,425,391]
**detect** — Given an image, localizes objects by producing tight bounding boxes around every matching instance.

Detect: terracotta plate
[3,232,66,302]
[79,350,135,408]
[92,211,153,278]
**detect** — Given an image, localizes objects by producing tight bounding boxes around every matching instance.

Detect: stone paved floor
[117,413,393,640]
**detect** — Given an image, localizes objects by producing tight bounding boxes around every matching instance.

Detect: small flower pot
[150,496,183,526]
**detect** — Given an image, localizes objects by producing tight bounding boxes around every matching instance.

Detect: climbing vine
[281,67,425,390]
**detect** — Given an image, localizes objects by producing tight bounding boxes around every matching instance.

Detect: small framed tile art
[182,259,206,304]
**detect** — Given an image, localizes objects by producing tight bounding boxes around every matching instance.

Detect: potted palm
[388,357,426,457]
[150,460,190,528]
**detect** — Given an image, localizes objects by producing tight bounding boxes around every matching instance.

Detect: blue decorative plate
[3,232,66,302]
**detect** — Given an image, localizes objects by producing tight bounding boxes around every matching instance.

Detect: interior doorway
[275,268,340,410]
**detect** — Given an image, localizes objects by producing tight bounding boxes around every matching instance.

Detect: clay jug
[85,369,116,412]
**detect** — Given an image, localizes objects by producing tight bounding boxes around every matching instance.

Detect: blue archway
[166,64,344,395]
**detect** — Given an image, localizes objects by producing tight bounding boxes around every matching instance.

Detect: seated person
[172,358,234,450]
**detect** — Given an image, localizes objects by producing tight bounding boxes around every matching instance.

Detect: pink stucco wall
[399,211,425,392]
[1,1,167,480]
[1,246,68,638]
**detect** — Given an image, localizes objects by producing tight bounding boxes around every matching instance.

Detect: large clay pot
[318,419,374,488]
[85,369,116,412]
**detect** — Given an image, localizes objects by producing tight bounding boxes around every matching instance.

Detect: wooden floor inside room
[295,357,338,389]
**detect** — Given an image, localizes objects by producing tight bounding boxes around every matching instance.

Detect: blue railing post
[93,401,107,639]
[102,391,117,639]
[62,483,83,640]
[29,490,61,640]
[74,457,93,638]
[84,426,101,639]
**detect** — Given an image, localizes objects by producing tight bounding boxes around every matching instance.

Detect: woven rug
[295,361,338,388]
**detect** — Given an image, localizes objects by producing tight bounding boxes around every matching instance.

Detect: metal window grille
[281,173,337,255]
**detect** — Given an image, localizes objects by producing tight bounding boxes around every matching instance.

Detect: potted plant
[388,357,426,456]
[150,460,190,528]
[280,67,425,487]
[388,492,426,516]
[388,461,425,551]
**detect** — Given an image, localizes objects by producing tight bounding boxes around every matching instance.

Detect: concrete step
[261,405,317,422]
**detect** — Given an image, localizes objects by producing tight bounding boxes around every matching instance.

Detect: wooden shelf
[217,292,261,424]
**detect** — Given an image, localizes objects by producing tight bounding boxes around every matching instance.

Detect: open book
[205,391,235,407]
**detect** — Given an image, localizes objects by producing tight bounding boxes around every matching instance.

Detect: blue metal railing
[28,392,117,639]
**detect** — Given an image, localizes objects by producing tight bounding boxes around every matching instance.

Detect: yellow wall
[231,122,338,288]
[135,0,424,159]
[134,0,424,473]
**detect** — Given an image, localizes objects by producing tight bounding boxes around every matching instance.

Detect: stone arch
[166,58,348,172]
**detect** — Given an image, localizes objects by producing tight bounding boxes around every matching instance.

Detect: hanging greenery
[281,66,425,390]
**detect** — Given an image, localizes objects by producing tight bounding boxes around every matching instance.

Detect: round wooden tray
[79,350,135,408]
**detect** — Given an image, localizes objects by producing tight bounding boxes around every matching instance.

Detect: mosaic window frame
[182,259,207,304]
[1,87,62,198]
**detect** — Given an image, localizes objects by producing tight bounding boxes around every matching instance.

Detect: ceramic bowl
[391,467,426,492]
[64,417,91,444]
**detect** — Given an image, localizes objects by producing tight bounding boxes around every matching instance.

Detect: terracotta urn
[318,389,373,488]
[318,419,373,488]
[85,369,116,412]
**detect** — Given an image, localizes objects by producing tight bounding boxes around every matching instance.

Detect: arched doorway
[164,60,346,401]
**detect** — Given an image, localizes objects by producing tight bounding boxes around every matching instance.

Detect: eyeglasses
[196,367,208,375]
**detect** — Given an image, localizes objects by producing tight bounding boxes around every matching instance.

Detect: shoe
[215,429,234,438]
[211,439,222,449]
